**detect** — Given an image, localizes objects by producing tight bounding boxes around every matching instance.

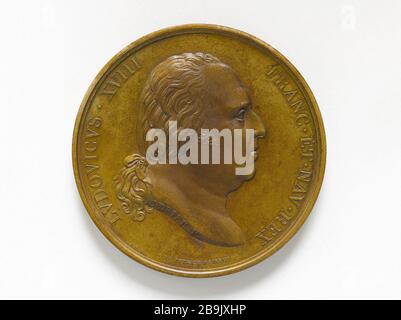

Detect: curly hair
[114,154,153,221]
[137,52,224,154]
[115,53,226,221]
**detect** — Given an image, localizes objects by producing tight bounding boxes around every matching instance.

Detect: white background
[0,0,400,299]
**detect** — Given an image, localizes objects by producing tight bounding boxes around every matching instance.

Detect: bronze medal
[73,24,326,277]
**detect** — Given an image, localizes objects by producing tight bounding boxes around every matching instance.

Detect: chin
[228,169,256,192]
[242,169,256,181]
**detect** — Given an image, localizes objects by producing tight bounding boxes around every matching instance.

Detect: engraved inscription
[255,166,313,247]
[253,66,317,246]
[175,256,232,266]
[82,116,120,224]
[100,55,141,100]
[301,136,314,160]
[256,210,293,245]
[289,168,313,208]
[266,64,310,129]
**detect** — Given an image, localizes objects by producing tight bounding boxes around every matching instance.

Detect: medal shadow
[74,183,324,298]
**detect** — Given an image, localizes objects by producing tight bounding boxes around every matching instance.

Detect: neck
[146,164,245,247]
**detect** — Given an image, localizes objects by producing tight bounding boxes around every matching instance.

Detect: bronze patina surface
[73,24,326,277]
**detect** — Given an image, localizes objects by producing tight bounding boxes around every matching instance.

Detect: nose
[249,109,266,139]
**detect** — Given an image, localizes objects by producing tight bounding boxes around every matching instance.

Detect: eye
[235,107,246,121]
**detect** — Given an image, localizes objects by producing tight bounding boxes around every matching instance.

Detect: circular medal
[73,24,326,277]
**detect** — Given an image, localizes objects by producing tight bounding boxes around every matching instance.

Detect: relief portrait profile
[114,52,266,247]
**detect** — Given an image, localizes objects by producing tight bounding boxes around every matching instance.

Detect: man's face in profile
[116,53,267,246]
[189,63,266,193]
